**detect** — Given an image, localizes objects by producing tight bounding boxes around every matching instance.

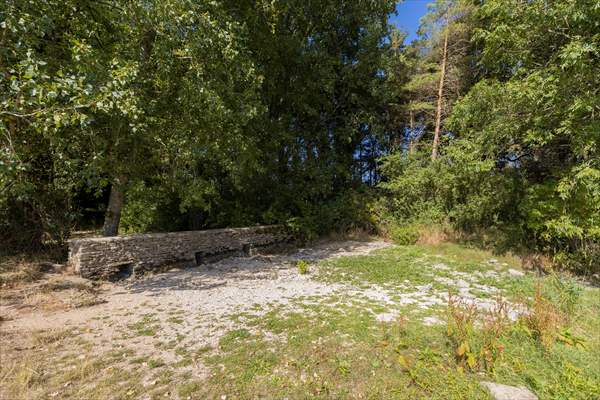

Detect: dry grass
[523,284,564,349]
[446,291,511,371]
[416,225,448,245]
[0,260,44,288]
[0,247,68,291]
[1,271,104,321]
[31,329,71,347]
[0,357,43,400]
[520,253,553,274]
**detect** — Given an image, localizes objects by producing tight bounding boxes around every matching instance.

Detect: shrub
[388,224,420,245]
[0,193,73,255]
[285,189,377,243]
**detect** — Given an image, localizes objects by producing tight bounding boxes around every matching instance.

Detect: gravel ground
[0,240,391,364]
[0,238,529,393]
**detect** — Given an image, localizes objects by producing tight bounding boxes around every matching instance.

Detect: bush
[0,192,73,255]
[388,224,420,245]
[378,142,599,276]
[284,189,377,243]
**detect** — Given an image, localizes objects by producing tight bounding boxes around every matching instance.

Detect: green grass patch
[127,314,160,337]
[190,243,599,399]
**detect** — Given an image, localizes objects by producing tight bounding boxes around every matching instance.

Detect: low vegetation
[1,242,598,399]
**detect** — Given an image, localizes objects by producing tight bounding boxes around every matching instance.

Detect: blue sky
[389,0,431,44]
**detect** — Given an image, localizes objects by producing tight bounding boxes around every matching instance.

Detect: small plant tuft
[522,283,563,349]
[296,260,309,275]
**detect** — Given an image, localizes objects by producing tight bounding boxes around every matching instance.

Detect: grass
[317,243,520,286]
[128,314,159,337]
[1,242,598,399]
[184,243,599,399]
[190,291,598,399]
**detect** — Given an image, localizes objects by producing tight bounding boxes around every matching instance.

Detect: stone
[481,382,538,400]
[375,312,398,322]
[422,316,442,326]
[38,262,65,273]
[508,268,525,277]
[68,225,292,280]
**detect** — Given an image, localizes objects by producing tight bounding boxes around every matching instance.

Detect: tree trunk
[431,27,449,160]
[102,178,126,237]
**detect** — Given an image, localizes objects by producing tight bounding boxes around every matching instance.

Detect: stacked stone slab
[68,225,292,280]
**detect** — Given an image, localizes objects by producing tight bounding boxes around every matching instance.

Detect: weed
[446,292,510,371]
[547,273,582,318]
[522,283,563,349]
[334,356,351,376]
[447,292,479,370]
[479,298,511,371]
[296,260,309,275]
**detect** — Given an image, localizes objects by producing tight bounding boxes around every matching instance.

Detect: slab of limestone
[481,382,538,400]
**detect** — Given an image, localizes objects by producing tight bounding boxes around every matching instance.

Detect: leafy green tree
[1,0,262,245]
[381,0,599,274]
[2,0,399,249]
[216,0,396,236]
[450,0,600,272]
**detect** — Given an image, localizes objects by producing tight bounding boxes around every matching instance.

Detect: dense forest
[1,0,598,274]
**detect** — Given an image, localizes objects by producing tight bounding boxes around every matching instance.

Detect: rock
[488,259,499,264]
[68,225,292,280]
[507,268,525,277]
[481,382,538,400]
[375,312,398,322]
[38,262,65,273]
[416,284,433,291]
[422,316,442,326]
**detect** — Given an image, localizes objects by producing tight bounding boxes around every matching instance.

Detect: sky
[389,0,431,44]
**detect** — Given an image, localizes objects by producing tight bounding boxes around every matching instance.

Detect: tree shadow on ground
[122,240,386,295]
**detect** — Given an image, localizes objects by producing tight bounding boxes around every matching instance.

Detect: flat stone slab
[481,382,538,400]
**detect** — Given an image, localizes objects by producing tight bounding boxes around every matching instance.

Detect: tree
[1,0,263,243]
[449,0,600,272]
[1,0,398,248]
[380,0,599,274]
[409,0,476,159]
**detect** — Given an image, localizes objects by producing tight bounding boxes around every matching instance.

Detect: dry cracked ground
[1,240,599,399]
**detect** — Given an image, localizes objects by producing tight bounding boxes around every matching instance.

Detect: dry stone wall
[68,225,292,280]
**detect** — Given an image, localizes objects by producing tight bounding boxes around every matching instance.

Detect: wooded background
[1,0,598,274]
